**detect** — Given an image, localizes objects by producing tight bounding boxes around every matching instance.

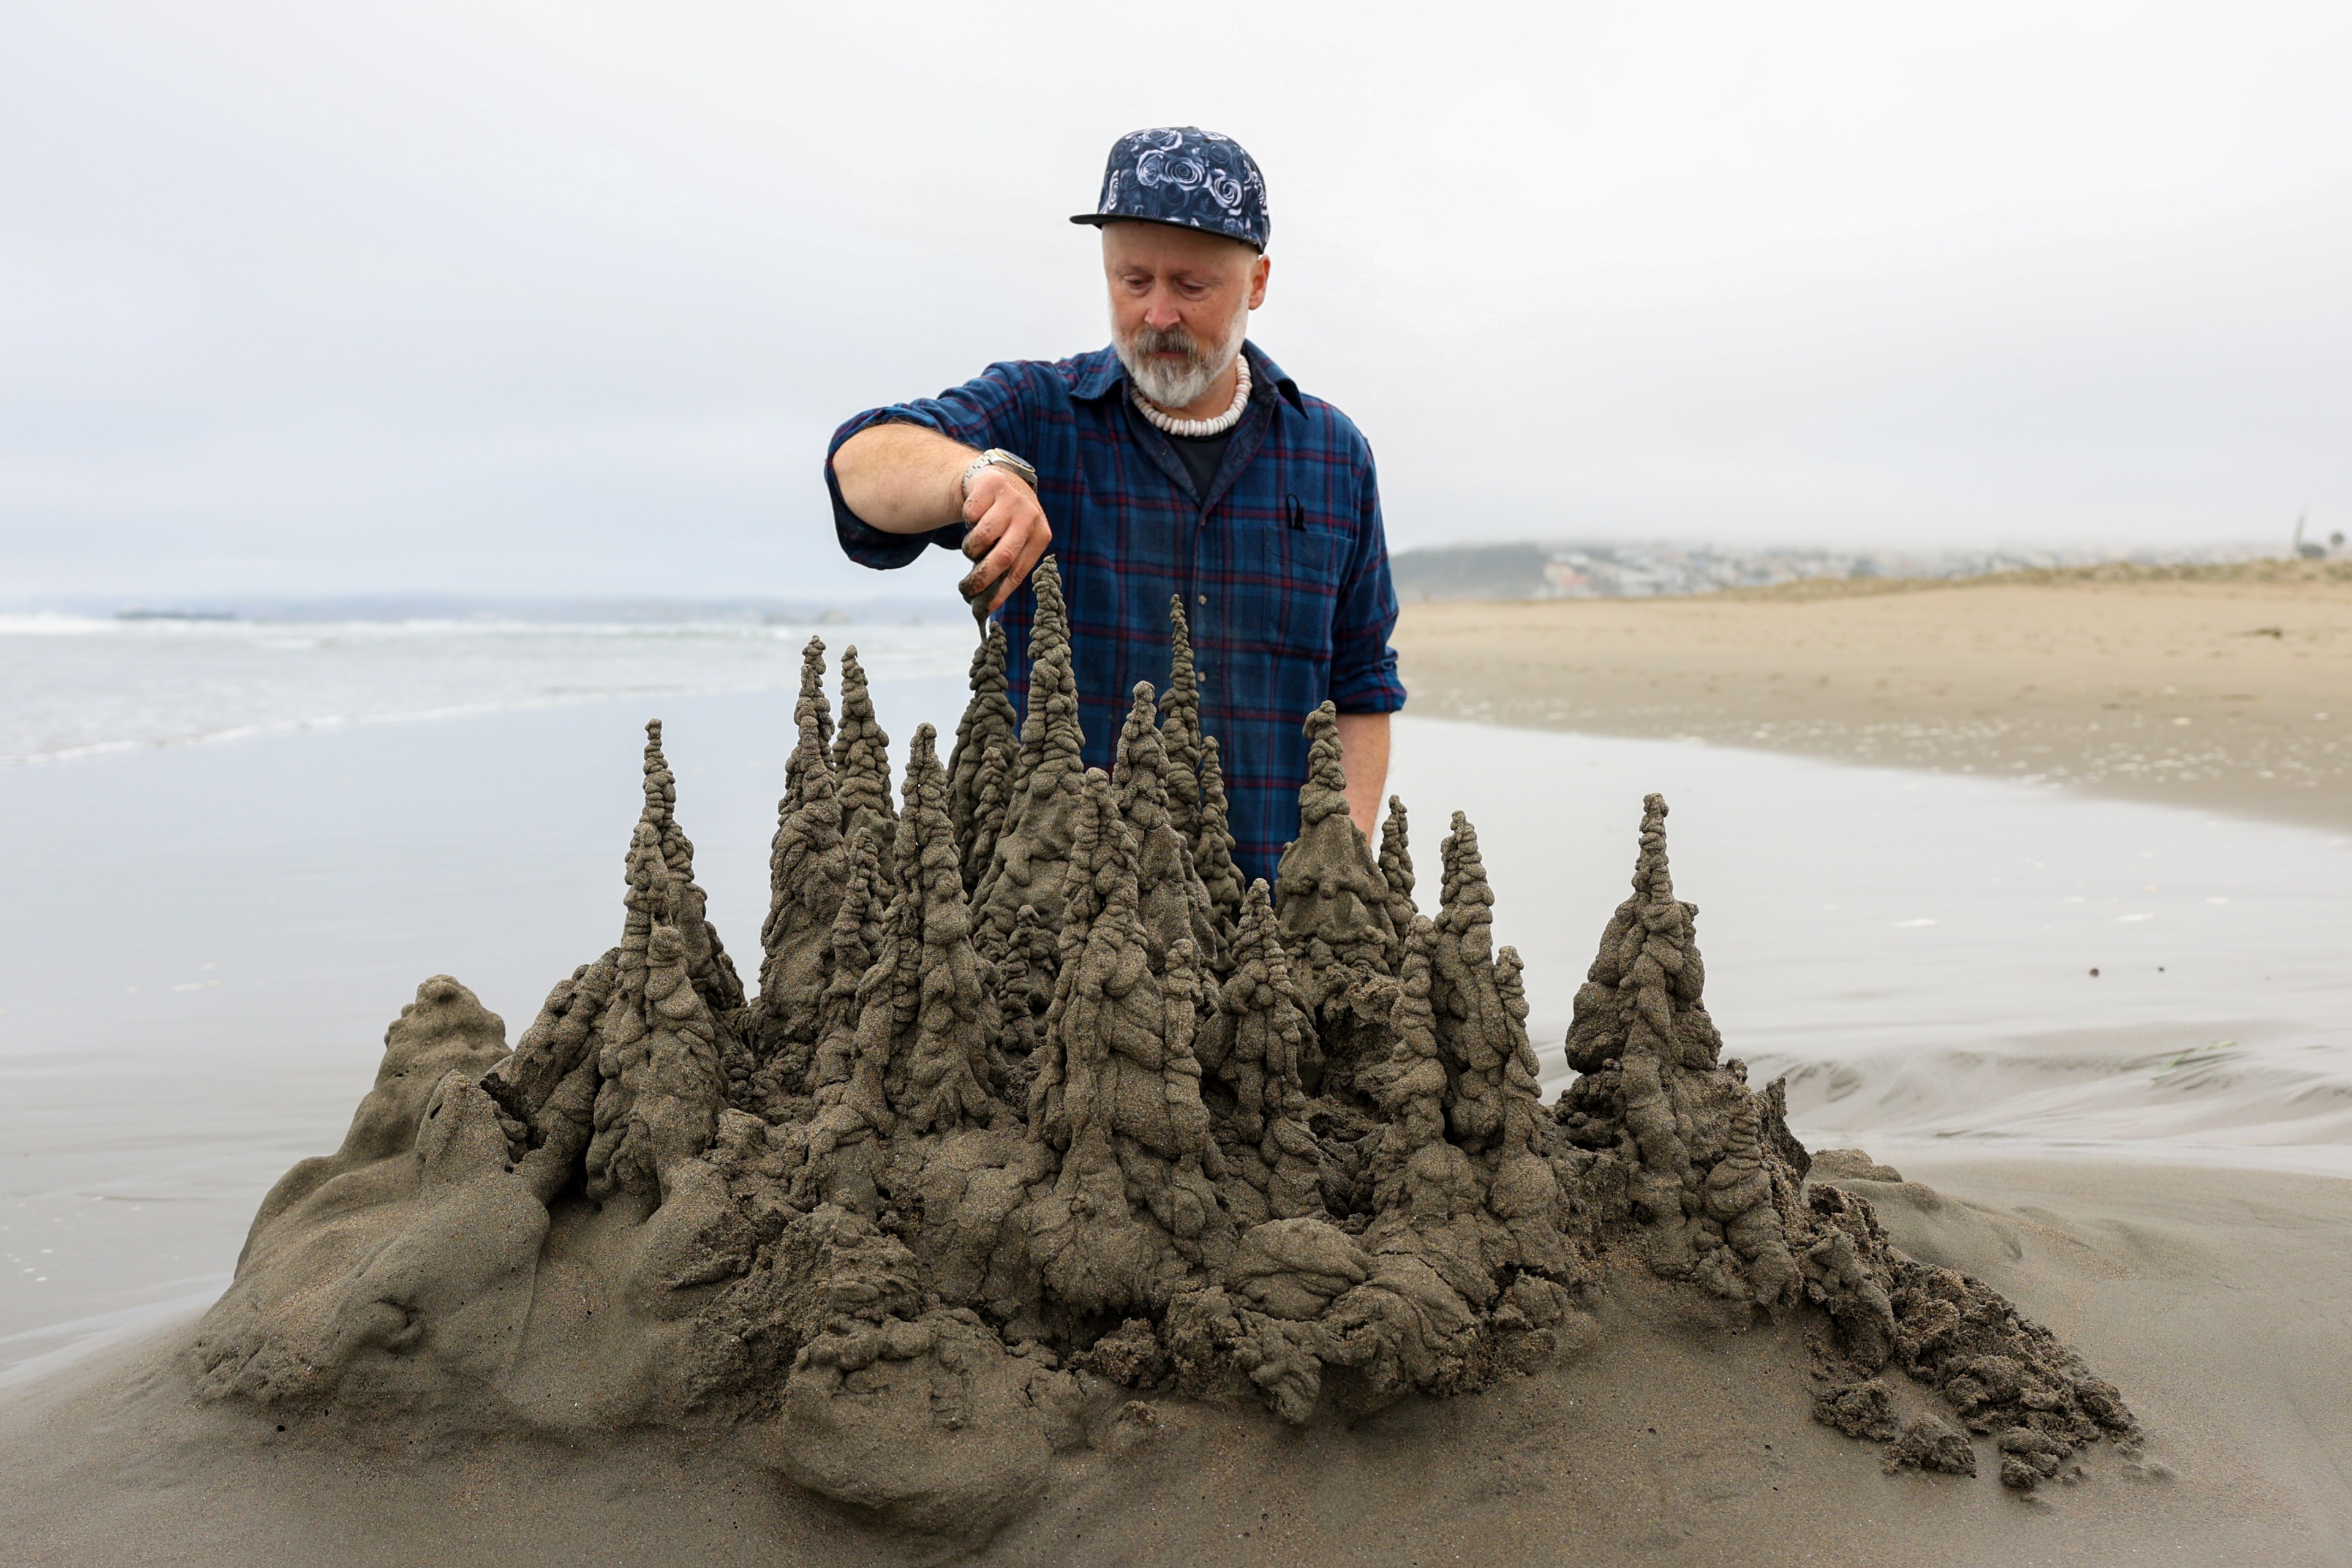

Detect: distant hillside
[1387,539,2296,603]
[1389,543,1550,601]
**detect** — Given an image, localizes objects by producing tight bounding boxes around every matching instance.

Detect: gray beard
[1115,309,1248,411]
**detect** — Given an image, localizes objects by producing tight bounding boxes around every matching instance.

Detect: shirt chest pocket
[1222,495,1345,657]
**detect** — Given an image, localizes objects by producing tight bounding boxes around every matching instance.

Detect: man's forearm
[832,424,976,535]
[1335,711,1390,842]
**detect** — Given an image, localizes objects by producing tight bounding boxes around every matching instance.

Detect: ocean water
[1,618,2345,1381]
[0,612,976,765]
[1389,722,2352,1169]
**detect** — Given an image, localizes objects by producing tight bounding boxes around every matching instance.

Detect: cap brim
[1069,213,1263,250]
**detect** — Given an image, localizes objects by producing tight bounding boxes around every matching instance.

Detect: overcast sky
[3,1,2347,601]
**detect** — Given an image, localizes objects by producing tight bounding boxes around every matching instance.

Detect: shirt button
[1196,594,1207,606]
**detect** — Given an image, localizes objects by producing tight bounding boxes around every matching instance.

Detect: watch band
[961,448,1039,502]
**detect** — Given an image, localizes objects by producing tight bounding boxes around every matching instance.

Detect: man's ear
[1248,253,1272,310]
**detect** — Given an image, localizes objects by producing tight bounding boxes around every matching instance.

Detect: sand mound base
[173,562,2134,1548]
[0,1264,2184,1568]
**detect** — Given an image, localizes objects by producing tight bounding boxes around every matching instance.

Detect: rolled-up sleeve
[826,364,1041,570]
[1327,452,1406,714]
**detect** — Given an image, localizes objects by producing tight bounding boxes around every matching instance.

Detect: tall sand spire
[1199,880,1323,1224]
[1161,595,1205,846]
[640,719,745,1014]
[1193,732,1244,940]
[1113,681,1219,970]
[1428,812,1524,1154]
[830,647,897,863]
[1003,556,1071,801]
[1377,794,1417,951]
[784,636,834,812]
[583,821,728,1204]
[946,623,1018,892]
[866,724,1006,1135]
[973,557,1088,978]
[1272,703,1398,1084]
[753,661,849,1096]
[1025,770,1228,1314]
[804,820,888,1121]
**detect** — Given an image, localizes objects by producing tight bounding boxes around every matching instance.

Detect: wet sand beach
[2,612,2348,1565]
[1393,562,2352,833]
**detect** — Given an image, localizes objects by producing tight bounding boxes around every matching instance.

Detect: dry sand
[1394,562,2352,833]
[4,1153,2345,1566]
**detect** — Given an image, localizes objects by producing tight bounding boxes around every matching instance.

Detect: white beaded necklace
[1131,355,1251,437]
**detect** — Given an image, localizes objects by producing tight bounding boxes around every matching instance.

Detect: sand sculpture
[184,558,2138,1539]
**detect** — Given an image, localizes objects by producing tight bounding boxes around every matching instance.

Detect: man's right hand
[958,464,1053,614]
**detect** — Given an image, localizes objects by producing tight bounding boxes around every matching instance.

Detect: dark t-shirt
[1166,427,1234,500]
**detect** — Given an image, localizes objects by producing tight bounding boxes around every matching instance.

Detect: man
[826,126,1402,892]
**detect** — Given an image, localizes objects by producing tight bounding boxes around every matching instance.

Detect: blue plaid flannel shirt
[826,341,1405,891]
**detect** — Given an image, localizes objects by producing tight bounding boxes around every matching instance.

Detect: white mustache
[1130,325,1210,366]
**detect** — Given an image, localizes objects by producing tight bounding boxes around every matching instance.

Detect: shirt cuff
[1330,662,1408,714]
[826,410,972,570]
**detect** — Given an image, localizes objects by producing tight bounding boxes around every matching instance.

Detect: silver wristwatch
[961,448,1038,500]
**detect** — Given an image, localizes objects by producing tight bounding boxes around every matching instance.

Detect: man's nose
[1142,290,1183,330]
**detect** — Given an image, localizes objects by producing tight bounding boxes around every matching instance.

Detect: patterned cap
[1070,127,1269,252]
